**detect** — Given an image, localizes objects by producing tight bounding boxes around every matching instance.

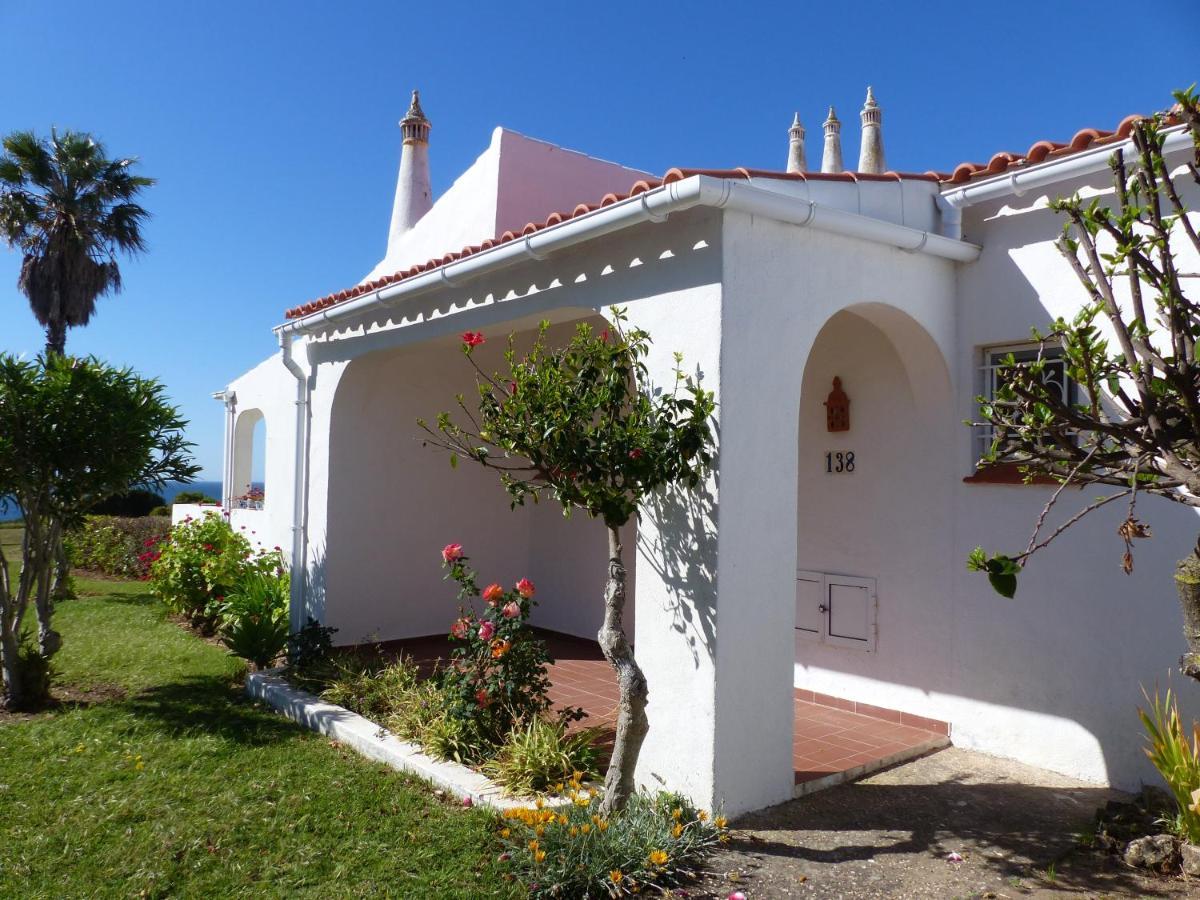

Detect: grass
[0,549,519,899]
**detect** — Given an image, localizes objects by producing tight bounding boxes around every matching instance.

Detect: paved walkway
[381,630,949,793]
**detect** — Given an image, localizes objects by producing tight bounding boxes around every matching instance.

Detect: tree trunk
[1177,543,1200,681]
[44,319,66,357]
[51,530,73,602]
[36,520,64,657]
[597,524,649,815]
[0,625,20,710]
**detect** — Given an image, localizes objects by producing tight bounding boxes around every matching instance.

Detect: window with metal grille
[976,343,1078,462]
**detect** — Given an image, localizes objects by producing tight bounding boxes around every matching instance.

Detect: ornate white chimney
[857,86,886,174]
[387,90,432,253]
[786,112,807,173]
[821,106,844,174]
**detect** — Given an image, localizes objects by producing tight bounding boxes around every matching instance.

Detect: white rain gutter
[274,174,980,338]
[940,123,1193,210]
[278,332,311,634]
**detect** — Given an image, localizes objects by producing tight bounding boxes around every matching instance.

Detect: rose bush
[148,511,284,631]
[439,544,582,760]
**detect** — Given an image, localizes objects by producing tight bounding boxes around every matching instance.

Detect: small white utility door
[795,571,877,651]
[795,571,824,636]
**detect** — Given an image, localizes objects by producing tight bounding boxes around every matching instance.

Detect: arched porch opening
[231,408,266,508]
[322,314,636,647]
[791,303,956,784]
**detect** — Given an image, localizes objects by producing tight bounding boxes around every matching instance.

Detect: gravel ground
[688,747,1195,899]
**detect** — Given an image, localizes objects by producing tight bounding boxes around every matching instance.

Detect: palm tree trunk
[598,524,648,815]
[44,319,66,356]
[1177,542,1200,681]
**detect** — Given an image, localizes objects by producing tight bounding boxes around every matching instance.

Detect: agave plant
[218,573,289,670]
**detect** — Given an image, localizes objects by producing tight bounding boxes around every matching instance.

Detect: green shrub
[90,488,167,517]
[147,505,170,517]
[499,788,726,897]
[66,514,170,578]
[219,572,289,669]
[13,639,53,709]
[287,617,338,677]
[1139,687,1200,843]
[148,512,283,630]
[173,490,219,505]
[484,717,601,796]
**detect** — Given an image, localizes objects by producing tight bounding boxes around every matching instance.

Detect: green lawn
[0,554,519,899]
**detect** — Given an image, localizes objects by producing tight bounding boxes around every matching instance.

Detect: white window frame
[976,342,1078,460]
[795,570,878,652]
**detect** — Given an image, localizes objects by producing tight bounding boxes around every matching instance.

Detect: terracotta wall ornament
[825,376,850,432]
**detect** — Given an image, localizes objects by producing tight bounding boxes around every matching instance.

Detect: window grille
[976,343,1077,461]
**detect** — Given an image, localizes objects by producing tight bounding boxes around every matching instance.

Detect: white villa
[189,89,1200,816]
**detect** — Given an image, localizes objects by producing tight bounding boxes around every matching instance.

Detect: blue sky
[1,0,1196,479]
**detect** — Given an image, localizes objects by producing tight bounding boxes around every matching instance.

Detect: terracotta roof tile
[940,109,1182,185]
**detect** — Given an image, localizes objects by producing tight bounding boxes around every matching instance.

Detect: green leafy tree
[422,310,715,813]
[0,354,196,708]
[0,129,153,356]
[969,89,1200,678]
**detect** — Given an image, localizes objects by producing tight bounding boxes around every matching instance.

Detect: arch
[231,408,266,507]
[790,303,957,765]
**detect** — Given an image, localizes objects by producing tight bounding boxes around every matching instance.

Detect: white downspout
[279,331,311,635]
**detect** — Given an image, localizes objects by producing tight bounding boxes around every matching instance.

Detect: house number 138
[825,451,855,473]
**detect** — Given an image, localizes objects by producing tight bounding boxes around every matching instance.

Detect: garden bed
[246,668,576,811]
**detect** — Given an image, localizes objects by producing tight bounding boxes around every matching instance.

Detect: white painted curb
[246,669,560,811]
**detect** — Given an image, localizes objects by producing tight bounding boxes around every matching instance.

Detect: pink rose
[450,617,472,640]
[515,578,535,599]
[461,331,485,348]
[478,621,496,641]
[442,543,463,563]
[501,601,521,619]
[482,583,504,605]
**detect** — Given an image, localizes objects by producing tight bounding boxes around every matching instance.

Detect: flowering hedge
[66,515,171,579]
[439,544,582,759]
[148,512,284,630]
[498,782,727,897]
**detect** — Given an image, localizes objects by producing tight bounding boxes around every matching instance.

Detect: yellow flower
[574,795,590,807]
[535,825,545,836]
[556,814,569,826]
[73,743,86,753]
[609,870,624,884]
[580,823,592,834]
[499,828,510,838]
[572,770,584,782]
[552,782,564,793]
[698,810,709,822]
[535,798,545,809]
[568,826,579,837]
[672,823,683,838]
[597,820,609,833]
[648,849,669,867]
[534,849,546,863]
[591,814,601,824]
[715,815,728,829]
[671,807,683,821]
[528,840,539,852]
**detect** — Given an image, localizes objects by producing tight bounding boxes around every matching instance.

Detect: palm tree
[0,129,153,355]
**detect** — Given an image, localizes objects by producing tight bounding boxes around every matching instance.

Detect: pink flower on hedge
[482,583,504,606]
[501,601,521,619]
[478,621,496,641]
[450,617,472,640]
[442,543,463,563]
[461,331,485,348]
[475,687,491,707]
[515,578,535,599]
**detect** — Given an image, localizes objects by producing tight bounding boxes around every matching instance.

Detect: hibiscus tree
[420,309,715,813]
